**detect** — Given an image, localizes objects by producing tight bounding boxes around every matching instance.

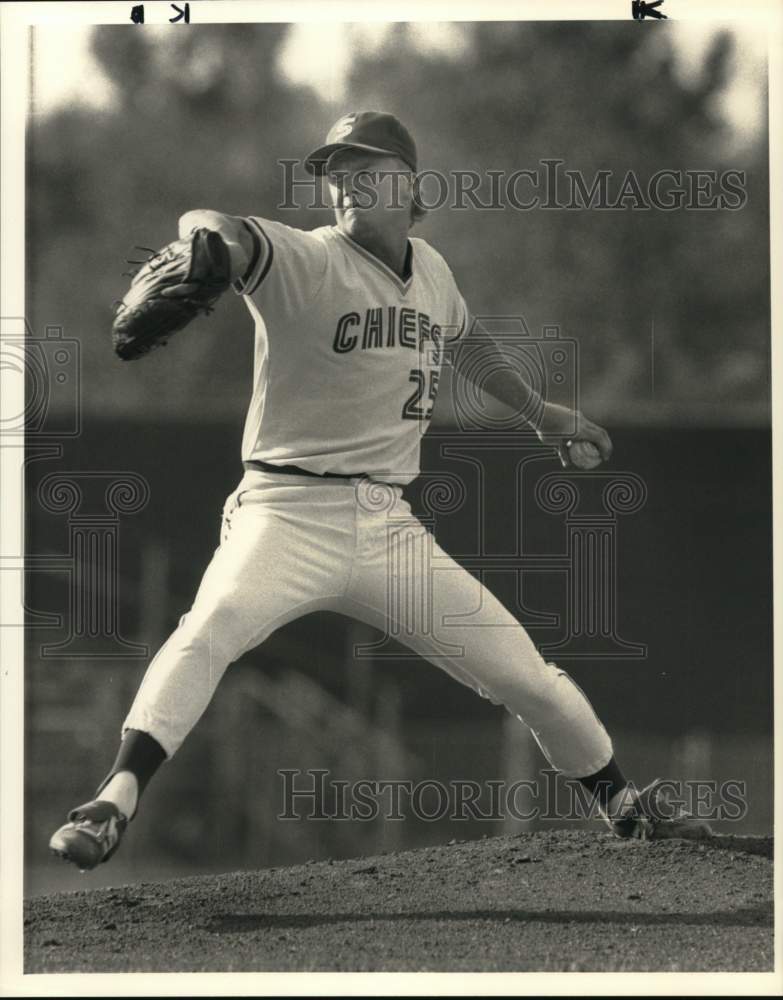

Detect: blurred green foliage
[27,22,769,425]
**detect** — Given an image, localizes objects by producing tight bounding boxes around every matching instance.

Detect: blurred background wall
[22,20,770,895]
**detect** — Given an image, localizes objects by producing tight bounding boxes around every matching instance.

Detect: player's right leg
[341,488,711,842]
[49,473,357,869]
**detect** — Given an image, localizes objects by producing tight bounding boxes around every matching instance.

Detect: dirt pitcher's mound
[25,830,772,973]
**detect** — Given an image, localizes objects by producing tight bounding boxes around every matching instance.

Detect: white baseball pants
[123,470,613,777]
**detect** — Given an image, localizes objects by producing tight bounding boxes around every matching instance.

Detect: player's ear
[409,175,428,228]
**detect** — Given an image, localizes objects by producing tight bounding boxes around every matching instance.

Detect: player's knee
[519,661,598,731]
[176,597,255,659]
[490,656,564,718]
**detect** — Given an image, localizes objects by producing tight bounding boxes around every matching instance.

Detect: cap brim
[304,141,405,175]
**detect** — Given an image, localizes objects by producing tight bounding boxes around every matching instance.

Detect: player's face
[326,150,414,241]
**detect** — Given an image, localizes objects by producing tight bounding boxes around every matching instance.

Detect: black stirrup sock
[576,756,631,817]
[95,729,167,810]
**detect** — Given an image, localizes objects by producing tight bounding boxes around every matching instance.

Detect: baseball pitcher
[50,111,710,870]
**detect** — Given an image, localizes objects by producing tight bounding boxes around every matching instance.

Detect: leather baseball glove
[112,227,232,361]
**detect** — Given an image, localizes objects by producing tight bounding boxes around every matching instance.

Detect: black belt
[243,459,368,481]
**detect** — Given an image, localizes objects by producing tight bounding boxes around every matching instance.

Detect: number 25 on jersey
[402,368,440,421]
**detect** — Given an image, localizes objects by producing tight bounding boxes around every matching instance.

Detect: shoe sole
[49,845,94,872]
[49,832,106,871]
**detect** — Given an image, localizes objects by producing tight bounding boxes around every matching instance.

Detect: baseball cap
[304,111,417,176]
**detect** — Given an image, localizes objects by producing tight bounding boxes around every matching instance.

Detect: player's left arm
[446,315,612,467]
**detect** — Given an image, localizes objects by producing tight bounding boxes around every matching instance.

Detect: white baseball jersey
[233,219,469,485]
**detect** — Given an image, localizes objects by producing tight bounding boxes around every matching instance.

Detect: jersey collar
[332,228,414,296]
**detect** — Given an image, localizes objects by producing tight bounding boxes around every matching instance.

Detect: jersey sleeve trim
[452,302,469,343]
[232,217,274,297]
[442,295,470,344]
[232,221,261,294]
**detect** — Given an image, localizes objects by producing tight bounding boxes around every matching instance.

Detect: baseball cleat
[609,778,713,841]
[49,800,128,871]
